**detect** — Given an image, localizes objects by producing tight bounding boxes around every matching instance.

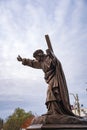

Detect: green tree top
[3,107,34,130]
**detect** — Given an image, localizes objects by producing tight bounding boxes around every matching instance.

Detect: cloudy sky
[0,0,87,120]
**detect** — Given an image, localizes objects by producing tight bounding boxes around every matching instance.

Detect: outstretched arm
[17,55,41,69]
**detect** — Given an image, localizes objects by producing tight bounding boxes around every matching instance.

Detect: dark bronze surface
[17,35,87,127]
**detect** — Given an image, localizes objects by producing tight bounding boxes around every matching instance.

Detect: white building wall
[72,108,87,117]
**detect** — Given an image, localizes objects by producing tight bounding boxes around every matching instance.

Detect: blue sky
[0,0,87,120]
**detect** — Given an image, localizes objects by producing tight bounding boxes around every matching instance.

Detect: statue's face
[35,55,44,62]
[35,55,41,61]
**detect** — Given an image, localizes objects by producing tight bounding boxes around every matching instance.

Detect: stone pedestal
[27,124,87,130]
[26,115,87,130]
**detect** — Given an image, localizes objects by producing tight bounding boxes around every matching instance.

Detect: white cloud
[0,0,87,119]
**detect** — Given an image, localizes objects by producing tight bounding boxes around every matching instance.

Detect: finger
[18,55,21,58]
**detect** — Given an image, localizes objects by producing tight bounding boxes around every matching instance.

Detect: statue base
[26,114,87,130]
[27,124,87,130]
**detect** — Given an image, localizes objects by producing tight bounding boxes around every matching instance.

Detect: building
[20,116,34,130]
[72,107,87,118]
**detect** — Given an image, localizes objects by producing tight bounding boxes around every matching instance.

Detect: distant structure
[20,116,34,130]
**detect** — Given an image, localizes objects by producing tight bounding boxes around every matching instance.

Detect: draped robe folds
[22,53,75,116]
[41,55,75,116]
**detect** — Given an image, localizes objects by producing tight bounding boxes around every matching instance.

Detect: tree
[3,108,34,130]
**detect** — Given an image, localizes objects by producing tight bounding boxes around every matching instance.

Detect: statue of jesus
[17,38,74,117]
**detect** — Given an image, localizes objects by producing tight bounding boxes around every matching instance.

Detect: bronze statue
[17,35,87,125]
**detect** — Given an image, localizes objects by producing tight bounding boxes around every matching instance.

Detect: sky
[0,0,87,120]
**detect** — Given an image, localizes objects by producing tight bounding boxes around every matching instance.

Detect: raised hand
[17,55,23,61]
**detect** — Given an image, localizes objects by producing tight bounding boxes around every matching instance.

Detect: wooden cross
[45,34,54,53]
